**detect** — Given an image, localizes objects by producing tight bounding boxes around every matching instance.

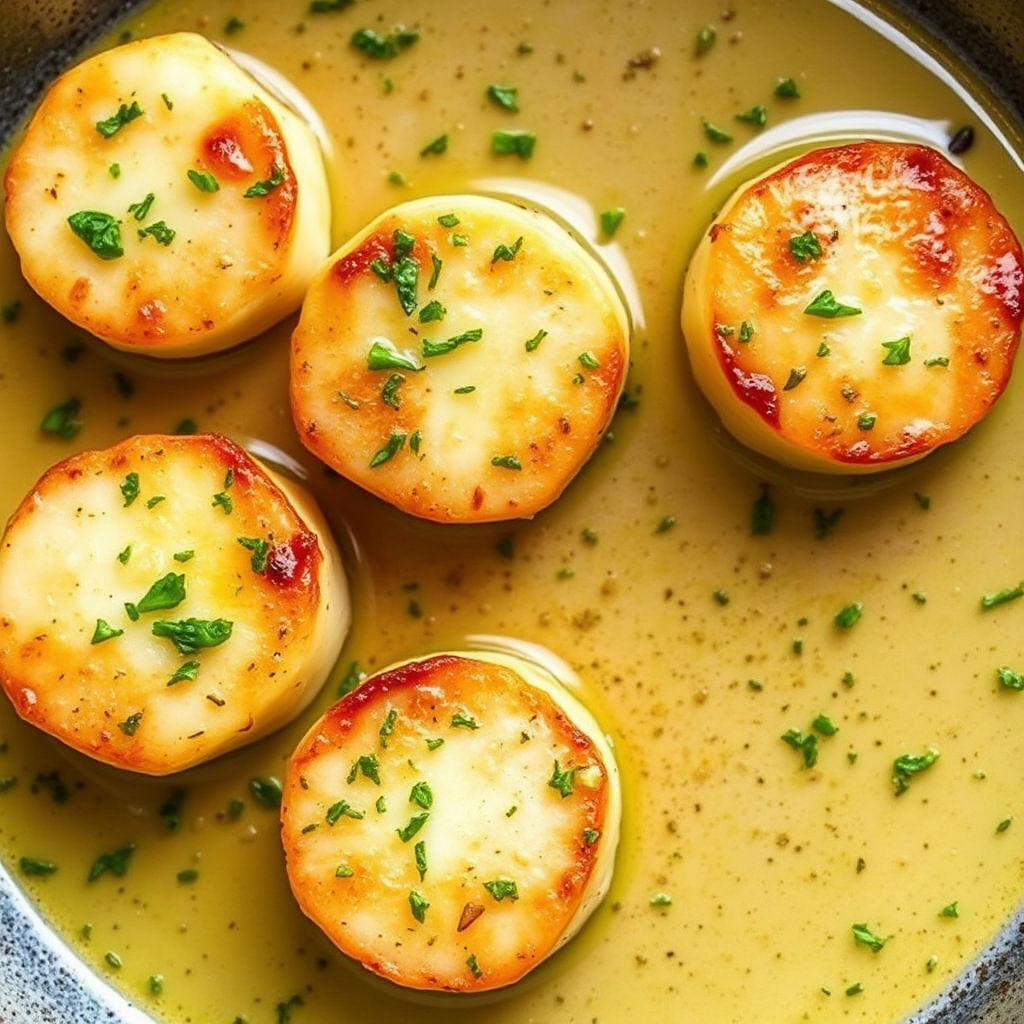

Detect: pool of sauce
[2,1,1024,1022]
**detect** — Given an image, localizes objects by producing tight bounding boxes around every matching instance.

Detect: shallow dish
[2,2,1024,1023]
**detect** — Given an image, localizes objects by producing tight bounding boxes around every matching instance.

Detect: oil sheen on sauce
[1,1,1024,1023]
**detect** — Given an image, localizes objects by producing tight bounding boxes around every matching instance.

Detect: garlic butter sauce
[1,1,1024,1023]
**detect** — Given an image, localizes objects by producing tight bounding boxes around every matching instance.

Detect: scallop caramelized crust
[281,651,622,993]
[0,433,349,775]
[682,140,1024,473]
[3,31,330,358]
[290,194,630,522]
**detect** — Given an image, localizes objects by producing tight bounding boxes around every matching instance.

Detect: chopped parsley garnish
[167,661,200,686]
[812,713,839,736]
[702,121,733,144]
[491,236,523,263]
[19,857,58,877]
[491,129,536,158]
[88,845,135,882]
[695,25,716,55]
[249,776,282,809]
[775,77,801,98]
[548,759,576,797]
[369,431,407,468]
[857,413,877,430]
[410,780,433,808]
[326,800,364,824]
[600,207,626,237]
[525,328,548,352]
[237,536,270,572]
[351,26,420,59]
[418,299,446,323]
[578,350,601,369]
[187,169,220,193]
[735,104,767,127]
[67,211,123,260]
[487,83,520,112]
[127,192,155,221]
[91,619,123,644]
[751,484,775,535]
[852,923,887,953]
[381,373,404,409]
[117,712,142,736]
[367,339,424,372]
[924,355,950,367]
[96,101,144,138]
[451,711,480,729]
[491,454,522,470]
[151,617,233,654]
[834,602,863,629]
[881,335,912,365]
[422,327,483,358]
[788,230,822,262]
[379,708,398,747]
[466,953,483,978]
[804,289,862,318]
[396,811,429,842]
[243,164,285,198]
[980,582,1024,610]
[783,366,807,390]
[309,0,353,11]
[409,889,429,922]
[136,572,186,614]
[738,320,755,342]
[121,473,141,506]
[337,660,366,697]
[484,879,519,902]
[348,754,382,785]
[40,397,82,439]
[892,749,939,795]
[996,666,1024,691]
[939,901,959,918]
[781,728,818,768]
[437,213,460,228]
[420,133,448,157]
[428,252,443,289]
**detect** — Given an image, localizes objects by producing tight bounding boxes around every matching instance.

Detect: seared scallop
[280,649,621,992]
[4,31,330,357]
[682,140,1024,473]
[290,194,630,522]
[0,433,349,774]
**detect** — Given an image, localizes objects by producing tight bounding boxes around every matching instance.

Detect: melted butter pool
[2,1,1024,1022]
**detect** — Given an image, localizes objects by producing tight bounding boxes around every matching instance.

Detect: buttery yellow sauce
[2,1,1024,1023]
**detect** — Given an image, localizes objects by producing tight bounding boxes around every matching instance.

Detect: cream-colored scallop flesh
[4,32,331,357]
[281,648,621,992]
[0,433,350,774]
[291,193,630,522]
[682,141,1024,474]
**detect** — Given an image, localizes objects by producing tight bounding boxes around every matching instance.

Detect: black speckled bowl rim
[1,2,1023,1022]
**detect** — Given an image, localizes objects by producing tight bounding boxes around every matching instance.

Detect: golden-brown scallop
[280,649,621,992]
[0,433,349,775]
[4,32,330,358]
[290,194,630,522]
[682,140,1024,473]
